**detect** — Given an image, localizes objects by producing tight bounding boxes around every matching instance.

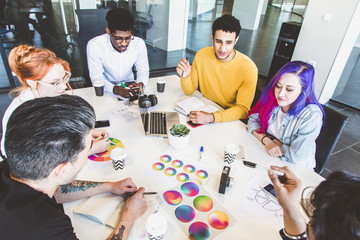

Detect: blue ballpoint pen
[199,146,204,161]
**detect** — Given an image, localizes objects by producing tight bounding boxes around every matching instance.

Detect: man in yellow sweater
[176,15,258,124]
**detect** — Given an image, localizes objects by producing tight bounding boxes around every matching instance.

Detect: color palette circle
[160,155,172,163]
[183,164,195,173]
[163,190,182,206]
[188,222,210,240]
[88,138,124,162]
[175,205,195,223]
[176,173,189,182]
[164,167,177,176]
[208,211,230,230]
[181,182,200,197]
[195,170,208,179]
[193,195,213,212]
[152,162,165,171]
[171,159,184,168]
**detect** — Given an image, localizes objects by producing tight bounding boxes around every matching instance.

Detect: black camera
[138,94,158,108]
[218,166,233,194]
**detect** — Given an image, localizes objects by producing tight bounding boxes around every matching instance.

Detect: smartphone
[187,120,204,128]
[261,183,277,199]
[95,120,110,128]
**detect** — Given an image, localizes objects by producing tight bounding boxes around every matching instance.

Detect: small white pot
[168,132,190,150]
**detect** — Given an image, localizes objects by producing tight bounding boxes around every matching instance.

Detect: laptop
[140,108,180,137]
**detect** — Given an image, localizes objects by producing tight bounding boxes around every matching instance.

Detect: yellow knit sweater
[181,47,258,122]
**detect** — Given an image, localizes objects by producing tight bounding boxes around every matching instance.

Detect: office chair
[315,104,348,174]
[134,5,153,42]
[75,9,108,87]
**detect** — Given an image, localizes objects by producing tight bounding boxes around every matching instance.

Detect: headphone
[138,94,158,108]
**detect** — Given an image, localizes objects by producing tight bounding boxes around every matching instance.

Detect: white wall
[291,0,360,103]
[232,0,264,30]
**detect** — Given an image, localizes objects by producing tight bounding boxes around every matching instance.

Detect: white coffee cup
[110,148,127,170]
[146,213,167,240]
[224,143,240,164]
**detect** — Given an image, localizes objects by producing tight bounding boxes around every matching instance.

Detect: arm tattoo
[60,181,102,194]
[109,225,125,240]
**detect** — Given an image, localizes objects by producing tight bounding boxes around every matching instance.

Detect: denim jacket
[247,104,323,169]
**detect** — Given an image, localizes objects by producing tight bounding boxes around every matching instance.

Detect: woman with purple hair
[247,61,324,169]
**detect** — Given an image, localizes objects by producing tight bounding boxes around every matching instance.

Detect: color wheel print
[176,173,189,182]
[181,182,199,197]
[193,195,213,212]
[160,155,172,163]
[183,164,195,173]
[163,190,182,205]
[171,159,184,168]
[195,170,208,179]
[88,138,124,162]
[152,162,165,171]
[175,205,196,223]
[164,167,177,176]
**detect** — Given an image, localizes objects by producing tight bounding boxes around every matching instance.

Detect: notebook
[140,108,180,137]
[174,96,219,116]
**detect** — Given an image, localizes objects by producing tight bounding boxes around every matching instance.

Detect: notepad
[73,193,124,228]
[174,97,218,116]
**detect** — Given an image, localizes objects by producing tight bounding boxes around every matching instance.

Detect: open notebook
[174,96,218,116]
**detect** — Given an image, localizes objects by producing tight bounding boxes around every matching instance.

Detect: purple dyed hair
[248,61,324,133]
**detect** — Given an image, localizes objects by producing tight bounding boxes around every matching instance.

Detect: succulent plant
[170,124,190,137]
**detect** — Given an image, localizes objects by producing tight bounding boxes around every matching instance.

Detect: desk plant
[168,124,190,149]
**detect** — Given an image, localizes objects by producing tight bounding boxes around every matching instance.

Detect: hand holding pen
[176,57,191,78]
[88,129,111,155]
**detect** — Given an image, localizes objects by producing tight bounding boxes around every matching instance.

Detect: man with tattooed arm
[0,95,146,240]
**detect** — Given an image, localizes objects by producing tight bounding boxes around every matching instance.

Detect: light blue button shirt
[247,104,323,169]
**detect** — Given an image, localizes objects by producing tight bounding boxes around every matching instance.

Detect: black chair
[134,5,153,41]
[75,9,109,87]
[315,105,348,174]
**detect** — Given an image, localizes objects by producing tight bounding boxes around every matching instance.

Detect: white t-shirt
[1,88,36,160]
[87,34,150,93]
[267,108,286,140]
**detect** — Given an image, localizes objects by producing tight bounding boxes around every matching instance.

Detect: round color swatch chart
[171,159,184,168]
[175,205,196,223]
[152,162,165,171]
[193,195,213,212]
[181,182,200,197]
[88,137,124,162]
[163,190,182,206]
[208,211,230,230]
[183,164,196,173]
[160,155,172,163]
[164,167,177,176]
[188,222,210,240]
[195,170,208,179]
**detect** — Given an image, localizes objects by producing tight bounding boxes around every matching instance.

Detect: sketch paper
[238,174,284,230]
[160,181,235,240]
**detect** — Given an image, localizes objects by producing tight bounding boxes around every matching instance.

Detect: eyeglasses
[37,71,71,87]
[110,33,134,43]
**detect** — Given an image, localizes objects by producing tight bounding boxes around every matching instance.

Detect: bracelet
[281,229,307,240]
[261,135,268,145]
[113,86,119,95]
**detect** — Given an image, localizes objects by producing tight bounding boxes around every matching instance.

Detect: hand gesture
[122,187,147,220]
[189,111,214,124]
[268,166,302,210]
[266,141,284,157]
[110,177,139,195]
[176,57,191,78]
[88,129,110,156]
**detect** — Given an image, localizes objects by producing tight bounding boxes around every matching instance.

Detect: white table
[64,75,324,240]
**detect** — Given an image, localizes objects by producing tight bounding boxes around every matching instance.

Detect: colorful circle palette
[208,211,230,230]
[164,167,177,176]
[171,159,184,168]
[88,138,124,162]
[163,190,182,205]
[183,164,196,173]
[175,205,195,223]
[195,170,208,179]
[176,173,189,182]
[193,195,213,212]
[181,182,199,197]
[188,222,210,240]
[160,155,172,163]
[152,162,165,171]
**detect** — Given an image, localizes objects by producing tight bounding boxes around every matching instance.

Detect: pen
[242,160,285,177]
[181,57,189,77]
[120,82,130,89]
[123,191,158,197]
[199,146,204,160]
